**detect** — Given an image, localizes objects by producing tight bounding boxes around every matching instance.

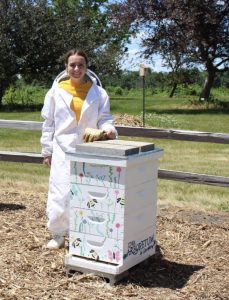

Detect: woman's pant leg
[46,143,70,235]
[46,180,70,235]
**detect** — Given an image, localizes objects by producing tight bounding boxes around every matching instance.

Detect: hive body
[65,140,163,283]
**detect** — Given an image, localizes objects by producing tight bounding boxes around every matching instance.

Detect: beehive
[65,140,163,284]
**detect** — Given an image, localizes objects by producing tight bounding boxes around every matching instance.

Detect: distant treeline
[103,69,229,91]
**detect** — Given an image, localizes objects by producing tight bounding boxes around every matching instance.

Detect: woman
[40,49,117,249]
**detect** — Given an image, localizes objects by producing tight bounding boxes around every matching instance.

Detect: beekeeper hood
[53,69,102,87]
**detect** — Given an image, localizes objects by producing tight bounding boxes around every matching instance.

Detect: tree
[0,0,130,103]
[167,68,201,97]
[0,1,18,101]
[112,0,229,100]
[217,70,229,88]
[51,0,130,78]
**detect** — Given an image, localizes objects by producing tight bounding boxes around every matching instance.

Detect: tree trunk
[169,83,177,98]
[200,68,215,101]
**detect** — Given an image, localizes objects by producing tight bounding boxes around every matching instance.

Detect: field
[0,93,229,299]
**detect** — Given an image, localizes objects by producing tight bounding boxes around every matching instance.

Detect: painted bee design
[87,198,98,208]
[117,197,125,206]
[89,249,99,261]
[72,238,82,248]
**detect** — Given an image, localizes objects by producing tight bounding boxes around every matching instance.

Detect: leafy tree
[119,71,139,89]
[51,0,130,78]
[0,0,130,103]
[167,68,201,97]
[149,71,167,92]
[112,0,229,100]
[217,70,229,88]
[0,1,18,101]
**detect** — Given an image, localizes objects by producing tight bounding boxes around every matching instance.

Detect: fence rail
[1,120,229,144]
[0,120,229,187]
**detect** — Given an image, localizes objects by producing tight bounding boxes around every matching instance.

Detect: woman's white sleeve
[40,88,55,157]
[97,91,117,136]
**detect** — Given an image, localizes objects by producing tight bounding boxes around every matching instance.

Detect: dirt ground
[0,187,228,300]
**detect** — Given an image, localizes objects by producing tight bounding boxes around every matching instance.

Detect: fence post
[139,64,147,127]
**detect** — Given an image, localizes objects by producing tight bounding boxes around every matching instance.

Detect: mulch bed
[114,114,144,127]
[0,186,228,300]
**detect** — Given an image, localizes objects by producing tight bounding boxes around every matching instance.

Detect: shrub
[106,86,115,94]
[151,88,158,95]
[114,86,123,96]
[189,88,198,96]
[2,84,47,108]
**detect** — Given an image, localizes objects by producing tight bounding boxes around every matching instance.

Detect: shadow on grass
[0,104,43,112]
[148,107,229,115]
[123,245,204,289]
[0,203,26,212]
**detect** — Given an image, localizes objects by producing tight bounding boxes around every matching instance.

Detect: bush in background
[114,86,123,96]
[2,82,47,110]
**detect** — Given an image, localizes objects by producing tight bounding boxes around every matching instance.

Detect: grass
[155,139,229,177]
[0,92,228,212]
[0,111,43,121]
[110,94,229,133]
[158,180,229,212]
[0,161,49,185]
[0,129,41,152]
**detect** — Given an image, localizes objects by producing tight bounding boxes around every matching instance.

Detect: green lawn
[0,93,228,212]
[0,111,42,121]
[110,95,229,133]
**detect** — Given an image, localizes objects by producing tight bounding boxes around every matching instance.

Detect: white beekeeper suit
[40,70,117,235]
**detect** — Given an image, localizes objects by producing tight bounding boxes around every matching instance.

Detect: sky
[120,35,169,73]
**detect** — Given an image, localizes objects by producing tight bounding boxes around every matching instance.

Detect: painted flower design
[116,167,122,173]
[116,167,122,185]
[115,223,121,229]
[115,190,119,197]
[79,173,84,183]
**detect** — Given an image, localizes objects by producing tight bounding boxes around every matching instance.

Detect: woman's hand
[43,156,52,168]
[105,129,116,140]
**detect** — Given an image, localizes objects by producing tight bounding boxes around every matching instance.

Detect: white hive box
[65,140,163,283]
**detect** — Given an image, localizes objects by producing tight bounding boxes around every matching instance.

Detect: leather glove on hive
[83,128,108,143]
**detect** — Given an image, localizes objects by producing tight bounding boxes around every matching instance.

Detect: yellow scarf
[58,79,92,122]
